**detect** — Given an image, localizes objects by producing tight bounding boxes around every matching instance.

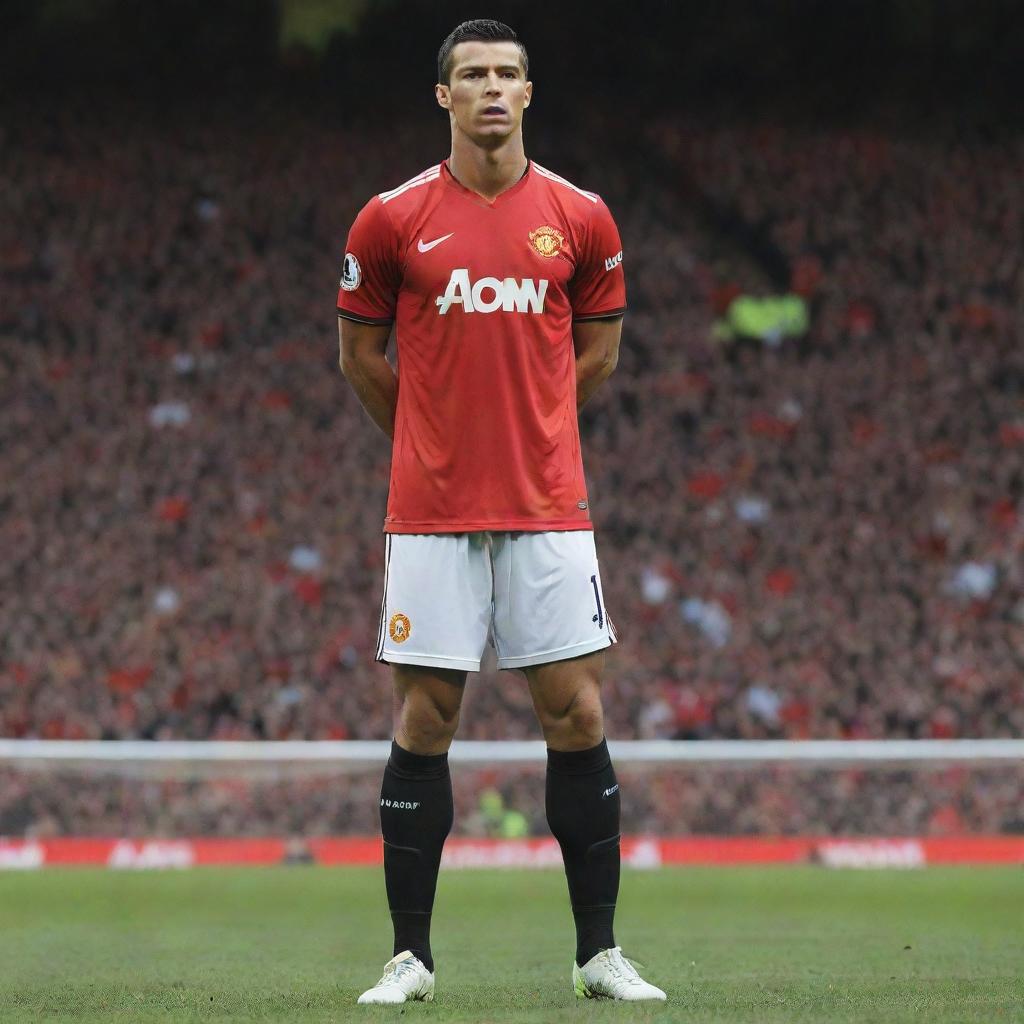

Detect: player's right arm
[336,196,402,440]
[338,319,396,439]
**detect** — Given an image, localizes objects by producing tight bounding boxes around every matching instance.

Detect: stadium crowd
[2,97,1022,835]
[4,763,1024,838]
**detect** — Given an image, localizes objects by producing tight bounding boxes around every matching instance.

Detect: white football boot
[573,946,667,1001]
[357,950,435,1004]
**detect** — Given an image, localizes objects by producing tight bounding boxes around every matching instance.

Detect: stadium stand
[2,98,1022,835]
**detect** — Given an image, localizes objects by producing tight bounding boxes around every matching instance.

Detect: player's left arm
[573,315,623,409]
[569,197,625,409]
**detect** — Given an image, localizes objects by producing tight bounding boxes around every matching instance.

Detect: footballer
[337,18,665,1004]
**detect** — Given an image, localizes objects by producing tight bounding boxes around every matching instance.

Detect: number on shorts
[590,574,604,629]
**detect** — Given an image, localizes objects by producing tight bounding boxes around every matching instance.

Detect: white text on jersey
[604,250,623,272]
[435,269,549,315]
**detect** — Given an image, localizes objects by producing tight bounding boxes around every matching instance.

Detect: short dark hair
[437,20,528,85]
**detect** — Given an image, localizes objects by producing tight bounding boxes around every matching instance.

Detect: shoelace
[605,948,647,986]
[378,958,420,987]
[620,951,647,970]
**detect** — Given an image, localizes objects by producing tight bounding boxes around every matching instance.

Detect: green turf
[0,866,1020,1022]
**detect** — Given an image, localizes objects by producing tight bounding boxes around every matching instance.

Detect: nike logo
[417,232,454,253]
[602,785,619,799]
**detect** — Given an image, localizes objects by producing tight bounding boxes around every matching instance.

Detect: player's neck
[447,134,528,203]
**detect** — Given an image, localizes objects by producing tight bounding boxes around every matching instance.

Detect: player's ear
[435,83,451,111]
[523,81,532,107]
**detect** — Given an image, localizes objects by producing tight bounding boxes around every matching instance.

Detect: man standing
[337,19,665,1005]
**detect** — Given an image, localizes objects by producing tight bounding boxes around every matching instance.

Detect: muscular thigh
[393,663,467,717]
[393,663,467,754]
[525,650,606,750]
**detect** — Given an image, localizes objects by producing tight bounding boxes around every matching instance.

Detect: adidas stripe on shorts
[376,531,617,672]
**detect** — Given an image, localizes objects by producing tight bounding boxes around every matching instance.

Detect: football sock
[545,737,620,967]
[379,738,453,973]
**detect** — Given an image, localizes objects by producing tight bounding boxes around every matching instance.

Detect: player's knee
[398,694,460,751]
[566,703,604,746]
[541,697,604,748]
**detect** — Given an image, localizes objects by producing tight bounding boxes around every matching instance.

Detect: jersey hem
[383,519,593,534]
[496,634,615,670]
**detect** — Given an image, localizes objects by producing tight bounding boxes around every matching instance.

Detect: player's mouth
[481,105,508,117]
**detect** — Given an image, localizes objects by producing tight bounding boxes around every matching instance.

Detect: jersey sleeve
[336,197,402,325]
[569,198,626,321]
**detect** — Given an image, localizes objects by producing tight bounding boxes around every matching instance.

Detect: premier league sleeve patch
[340,252,362,291]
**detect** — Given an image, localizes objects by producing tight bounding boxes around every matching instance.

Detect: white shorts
[376,531,617,672]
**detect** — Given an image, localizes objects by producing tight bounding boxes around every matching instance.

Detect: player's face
[435,41,532,147]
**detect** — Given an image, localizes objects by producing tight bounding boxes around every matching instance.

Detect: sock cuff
[388,739,450,779]
[546,737,611,776]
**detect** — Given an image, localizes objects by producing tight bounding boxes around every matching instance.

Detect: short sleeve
[336,197,401,324]
[569,198,626,321]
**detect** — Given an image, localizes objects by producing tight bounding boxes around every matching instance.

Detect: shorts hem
[379,650,482,672]
[496,635,614,670]
[384,521,594,534]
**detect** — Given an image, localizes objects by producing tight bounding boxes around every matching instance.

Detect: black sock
[379,739,453,973]
[546,737,620,967]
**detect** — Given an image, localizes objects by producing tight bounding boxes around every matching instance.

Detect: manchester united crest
[529,225,566,258]
[388,612,411,644]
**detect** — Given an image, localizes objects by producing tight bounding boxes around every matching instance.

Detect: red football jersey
[337,160,625,534]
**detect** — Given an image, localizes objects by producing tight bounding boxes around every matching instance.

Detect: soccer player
[337,19,665,1005]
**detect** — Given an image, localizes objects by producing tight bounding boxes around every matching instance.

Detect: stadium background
[2,0,1024,852]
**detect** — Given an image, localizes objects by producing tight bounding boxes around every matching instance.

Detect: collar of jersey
[441,159,532,207]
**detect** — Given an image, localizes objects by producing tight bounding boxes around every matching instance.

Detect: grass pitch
[0,866,1020,1023]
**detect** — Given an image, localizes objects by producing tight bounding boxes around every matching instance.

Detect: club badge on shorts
[388,612,411,644]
